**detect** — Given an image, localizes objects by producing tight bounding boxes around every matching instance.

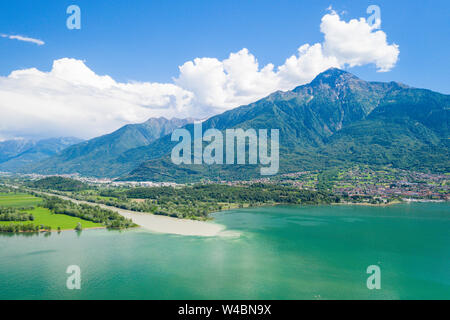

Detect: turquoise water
[0,203,449,300]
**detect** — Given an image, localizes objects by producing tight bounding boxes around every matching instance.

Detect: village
[212,166,449,203]
[280,166,449,203]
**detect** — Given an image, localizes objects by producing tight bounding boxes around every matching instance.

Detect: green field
[0,193,103,231]
[0,193,42,207]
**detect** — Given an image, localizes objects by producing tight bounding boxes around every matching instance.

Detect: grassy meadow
[0,192,42,207]
[0,193,102,231]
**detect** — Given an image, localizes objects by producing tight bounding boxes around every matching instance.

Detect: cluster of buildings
[285,167,449,201]
[7,166,450,202]
[217,167,449,202]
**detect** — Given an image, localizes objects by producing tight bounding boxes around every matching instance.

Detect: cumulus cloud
[175,49,281,113]
[176,11,399,113]
[0,58,193,139]
[0,11,399,140]
[320,12,399,72]
[0,34,45,46]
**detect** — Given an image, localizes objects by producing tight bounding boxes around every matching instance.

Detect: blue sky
[0,0,448,91]
[0,0,448,140]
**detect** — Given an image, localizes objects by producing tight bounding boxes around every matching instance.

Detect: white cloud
[0,11,399,140]
[320,13,399,72]
[0,58,193,139]
[174,11,399,113]
[0,34,45,46]
[175,49,280,113]
[276,43,341,89]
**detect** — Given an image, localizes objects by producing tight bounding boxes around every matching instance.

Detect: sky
[0,0,448,140]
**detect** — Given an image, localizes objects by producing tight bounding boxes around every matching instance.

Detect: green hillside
[28,176,88,191]
[24,117,194,177]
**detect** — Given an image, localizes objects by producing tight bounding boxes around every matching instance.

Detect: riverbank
[35,190,227,237]
[0,226,107,234]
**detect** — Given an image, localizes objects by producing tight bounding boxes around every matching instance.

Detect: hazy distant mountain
[0,139,35,163]
[122,68,449,181]
[25,117,195,177]
[0,137,83,171]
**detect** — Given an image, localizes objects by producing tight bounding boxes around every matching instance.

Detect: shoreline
[4,185,448,237]
[35,191,228,237]
[331,201,402,207]
[2,226,107,234]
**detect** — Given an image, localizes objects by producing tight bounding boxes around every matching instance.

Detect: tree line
[76,183,341,219]
[0,207,34,222]
[0,223,52,233]
[40,195,135,229]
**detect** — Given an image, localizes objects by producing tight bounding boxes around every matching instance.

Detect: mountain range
[24,117,195,177]
[123,68,450,181]
[5,68,449,181]
[0,137,83,172]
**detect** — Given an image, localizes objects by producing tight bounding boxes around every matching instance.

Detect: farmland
[0,193,102,231]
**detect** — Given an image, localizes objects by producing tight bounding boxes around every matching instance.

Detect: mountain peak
[144,117,168,124]
[310,68,360,86]
[315,67,351,77]
[143,116,197,125]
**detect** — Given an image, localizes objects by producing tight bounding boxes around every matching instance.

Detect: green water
[0,203,449,300]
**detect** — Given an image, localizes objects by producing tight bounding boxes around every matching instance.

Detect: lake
[0,203,449,299]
